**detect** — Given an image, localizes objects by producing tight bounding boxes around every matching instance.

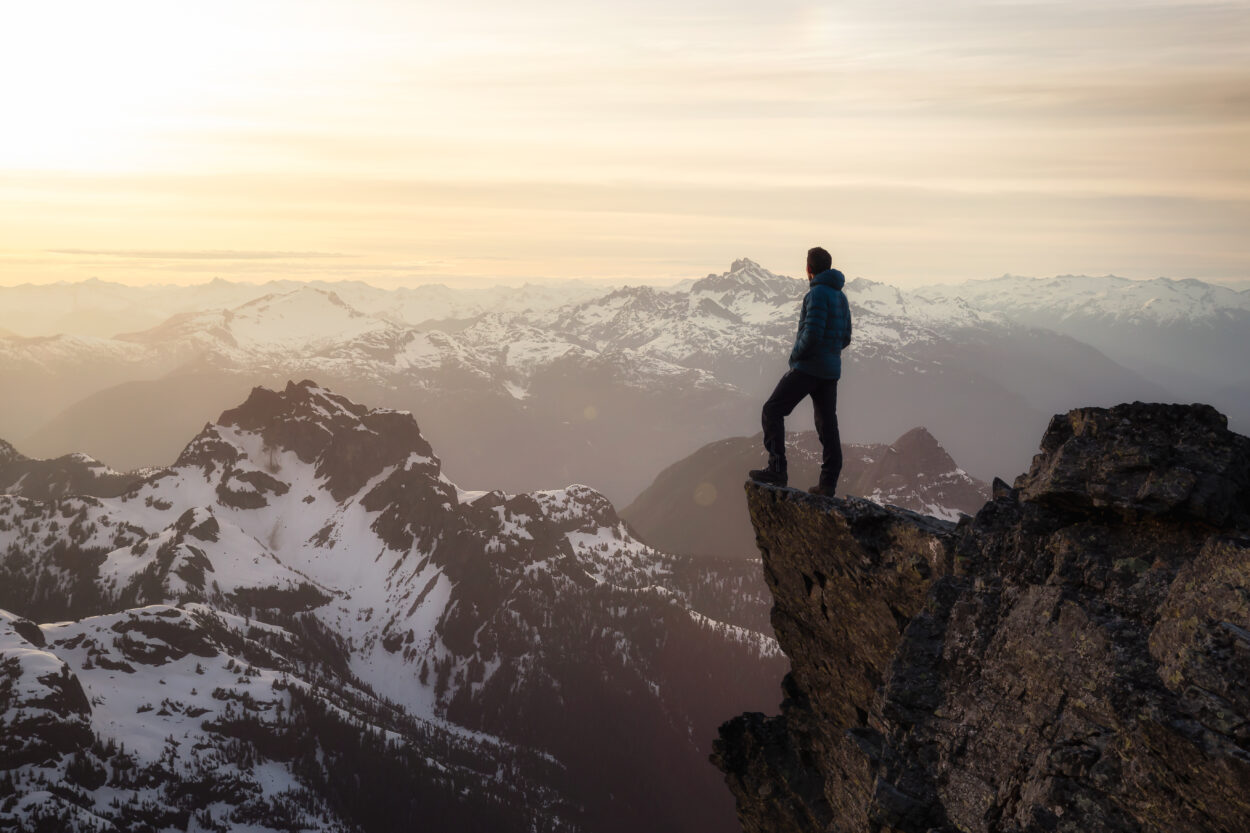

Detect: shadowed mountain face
[1,261,1181,504]
[0,439,22,466]
[622,427,988,561]
[0,441,141,502]
[714,402,1250,833]
[0,381,785,833]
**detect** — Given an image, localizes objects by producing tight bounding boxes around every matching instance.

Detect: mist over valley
[6,259,1241,508]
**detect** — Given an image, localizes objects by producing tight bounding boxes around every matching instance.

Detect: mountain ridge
[2,260,1221,502]
[0,380,785,832]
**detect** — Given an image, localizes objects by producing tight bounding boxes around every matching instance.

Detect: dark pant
[762,370,842,488]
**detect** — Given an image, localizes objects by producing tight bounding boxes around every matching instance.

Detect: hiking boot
[808,483,836,497]
[749,468,787,487]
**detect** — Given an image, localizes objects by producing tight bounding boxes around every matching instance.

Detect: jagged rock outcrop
[714,402,1250,832]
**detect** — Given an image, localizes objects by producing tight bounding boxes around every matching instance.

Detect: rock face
[713,402,1250,833]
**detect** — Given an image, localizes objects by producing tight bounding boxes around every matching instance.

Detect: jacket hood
[810,268,845,290]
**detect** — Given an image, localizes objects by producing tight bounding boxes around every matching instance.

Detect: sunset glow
[1,0,1247,286]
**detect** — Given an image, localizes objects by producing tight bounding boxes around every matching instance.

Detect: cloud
[3,0,1245,288]
[47,249,351,260]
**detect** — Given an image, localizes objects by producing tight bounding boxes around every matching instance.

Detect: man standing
[749,247,852,496]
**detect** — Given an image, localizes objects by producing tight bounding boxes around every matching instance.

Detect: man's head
[806,246,832,278]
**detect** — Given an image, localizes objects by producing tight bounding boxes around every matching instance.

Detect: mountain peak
[854,426,970,505]
[691,259,800,299]
[0,439,26,466]
[889,426,945,458]
[184,380,439,501]
[112,285,386,353]
[237,285,354,312]
[844,276,885,291]
[219,380,369,436]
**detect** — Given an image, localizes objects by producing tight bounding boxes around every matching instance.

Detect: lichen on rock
[714,402,1250,833]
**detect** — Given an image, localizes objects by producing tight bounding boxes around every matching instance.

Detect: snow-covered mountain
[117,287,391,356]
[0,276,608,340]
[1,604,565,832]
[622,427,989,561]
[346,280,609,327]
[7,283,730,502]
[0,381,784,832]
[1,261,1204,503]
[114,287,502,389]
[920,273,1250,327]
[916,274,1250,396]
[0,277,272,339]
[515,259,1168,482]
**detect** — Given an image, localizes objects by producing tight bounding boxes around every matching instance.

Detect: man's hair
[807,247,832,275]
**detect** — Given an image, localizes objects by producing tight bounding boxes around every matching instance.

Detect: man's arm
[838,292,852,349]
[790,291,829,363]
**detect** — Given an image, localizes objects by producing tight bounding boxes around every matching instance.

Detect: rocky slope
[713,401,1250,832]
[0,381,786,832]
[622,428,988,561]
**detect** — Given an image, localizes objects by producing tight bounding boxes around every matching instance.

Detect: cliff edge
[713,402,1250,833]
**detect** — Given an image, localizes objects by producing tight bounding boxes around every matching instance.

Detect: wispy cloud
[1,0,1247,286]
[47,249,350,260]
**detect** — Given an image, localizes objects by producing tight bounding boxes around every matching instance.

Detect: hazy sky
[1,0,1247,287]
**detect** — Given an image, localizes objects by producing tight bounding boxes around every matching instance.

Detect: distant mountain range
[0,382,784,832]
[622,427,988,561]
[916,273,1250,403]
[3,260,1242,505]
[0,276,608,339]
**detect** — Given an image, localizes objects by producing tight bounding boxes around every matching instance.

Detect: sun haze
[1,0,1247,287]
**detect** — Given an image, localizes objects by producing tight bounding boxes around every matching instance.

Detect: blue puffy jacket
[788,268,852,379]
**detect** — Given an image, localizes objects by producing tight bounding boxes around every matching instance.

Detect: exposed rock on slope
[714,402,1250,833]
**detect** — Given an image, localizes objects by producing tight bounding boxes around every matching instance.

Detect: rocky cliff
[713,402,1250,832]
